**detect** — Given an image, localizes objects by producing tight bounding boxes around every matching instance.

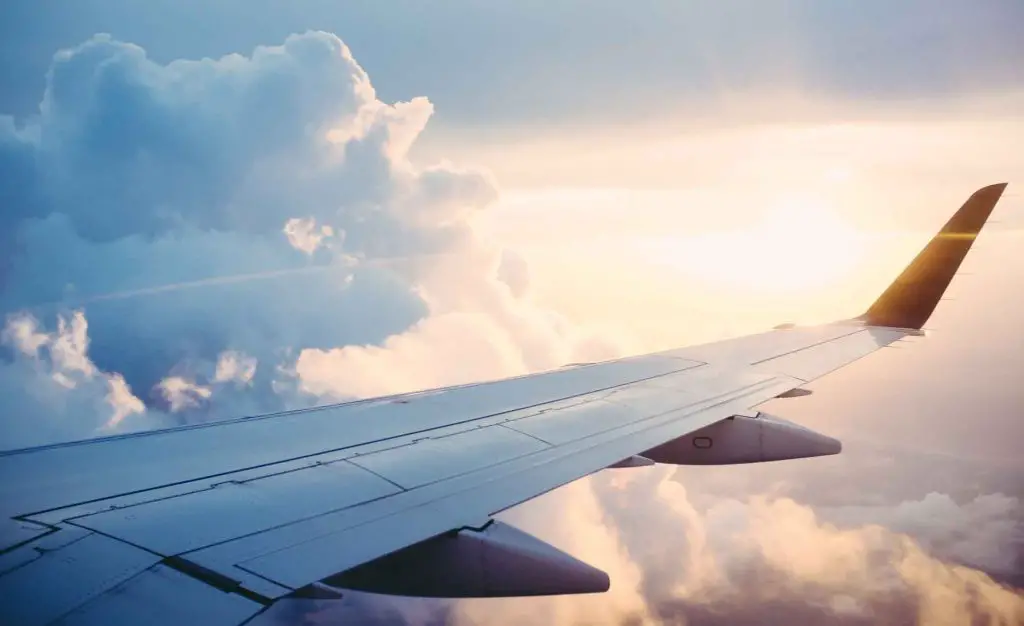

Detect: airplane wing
[0,183,1007,625]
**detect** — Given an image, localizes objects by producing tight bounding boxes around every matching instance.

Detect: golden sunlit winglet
[858,182,1008,330]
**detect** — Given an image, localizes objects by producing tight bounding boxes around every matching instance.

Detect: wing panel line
[232,374,798,590]
[748,326,864,366]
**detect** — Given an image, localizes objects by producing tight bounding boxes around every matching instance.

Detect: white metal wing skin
[0,184,1008,625]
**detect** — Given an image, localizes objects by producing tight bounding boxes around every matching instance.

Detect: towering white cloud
[0,30,617,445]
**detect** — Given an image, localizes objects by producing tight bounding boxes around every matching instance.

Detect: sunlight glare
[648,196,866,293]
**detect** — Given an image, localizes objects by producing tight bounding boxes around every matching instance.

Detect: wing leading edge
[0,184,1008,625]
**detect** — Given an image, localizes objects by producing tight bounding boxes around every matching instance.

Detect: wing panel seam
[233,375,789,574]
[749,328,864,365]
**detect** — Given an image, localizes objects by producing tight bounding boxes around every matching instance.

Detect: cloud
[0,30,618,447]
[156,375,212,413]
[580,467,1023,626]
[283,217,337,255]
[293,244,624,399]
[0,311,152,448]
[213,350,257,385]
[294,312,530,399]
[820,492,1024,581]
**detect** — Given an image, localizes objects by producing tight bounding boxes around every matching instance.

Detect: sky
[0,2,1022,625]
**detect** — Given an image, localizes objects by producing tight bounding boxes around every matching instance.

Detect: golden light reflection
[645,197,866,293]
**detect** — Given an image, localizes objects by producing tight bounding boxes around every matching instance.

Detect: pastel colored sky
[0,3,1021,625]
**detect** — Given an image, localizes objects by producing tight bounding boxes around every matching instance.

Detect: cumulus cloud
[292,244,623,399]
[0,311,151,448]
[820,492,1024,581]
[156,375,212,413]
[283,217,337,255]
[0,30,616,446]
[213,350,257,385]
[629,475,1024,626]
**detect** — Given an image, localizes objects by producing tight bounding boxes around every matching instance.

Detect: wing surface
[0,183,1007,625]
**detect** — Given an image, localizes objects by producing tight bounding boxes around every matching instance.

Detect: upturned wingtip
[860,182,1008,330]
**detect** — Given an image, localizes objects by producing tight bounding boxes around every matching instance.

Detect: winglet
[859,183,1008,330]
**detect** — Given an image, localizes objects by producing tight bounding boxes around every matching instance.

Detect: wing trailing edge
[859,182,1008,330]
